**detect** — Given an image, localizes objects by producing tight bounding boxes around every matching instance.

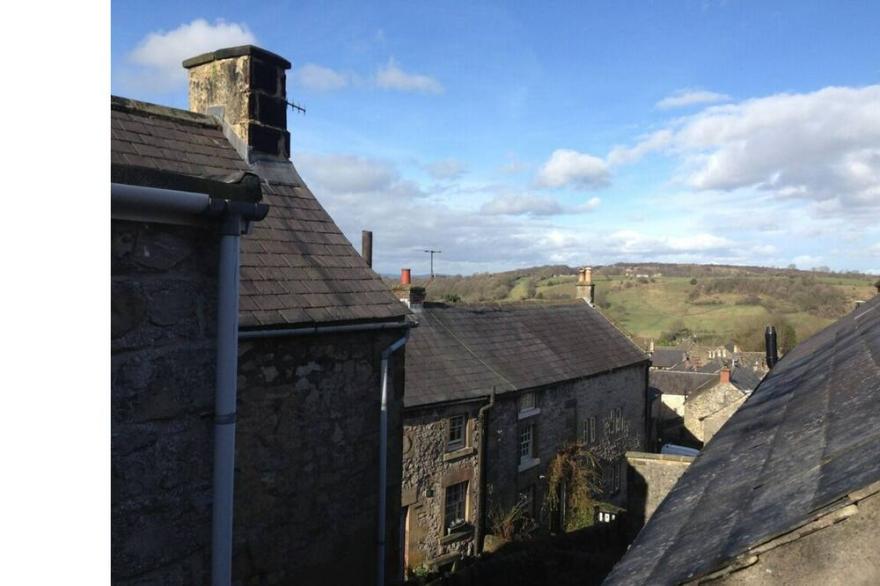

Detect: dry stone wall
[626,451,694,532]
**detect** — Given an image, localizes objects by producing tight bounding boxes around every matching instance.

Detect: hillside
[402,264,878,352]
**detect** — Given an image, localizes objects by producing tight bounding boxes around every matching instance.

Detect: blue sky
[112,1,880,276]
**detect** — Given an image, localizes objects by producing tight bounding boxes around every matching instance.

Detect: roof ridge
[111,95,219,128]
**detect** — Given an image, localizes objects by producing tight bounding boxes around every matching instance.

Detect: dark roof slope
[111,96,407,328]
[649,370,717,397]
[651,348,688,369]
[606,295,880,585]
[730,365,762,391]
[111,96,249,179]
[404,302,648,408]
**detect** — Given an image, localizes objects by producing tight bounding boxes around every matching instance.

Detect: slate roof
[404,302,649,408]
[651,348,688,369]
[606,295,880,585]
[649,370,718,397]
[729,366,762,391]
[111,96,407,328]
[694,358,723,374]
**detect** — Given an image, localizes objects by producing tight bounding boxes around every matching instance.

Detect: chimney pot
[765,325,779,368]
[720,367,731,384]
[401,268,411,285]
[183,45,292,160]
[361,231,373,268]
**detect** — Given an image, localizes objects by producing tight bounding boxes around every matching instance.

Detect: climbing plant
[544,443,602,532]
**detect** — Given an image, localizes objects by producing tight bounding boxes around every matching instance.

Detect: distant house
[395,274,650,572]
[606,295,880,585]
[112,45,410,585]
[650,366,759,448]
[649,346,689,370]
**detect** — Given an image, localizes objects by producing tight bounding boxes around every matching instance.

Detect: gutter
[474,388,496,554]
[378,333,409,586]
[112,181,268,586]
[239,319,413,339]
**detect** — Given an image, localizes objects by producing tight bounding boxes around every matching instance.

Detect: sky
[111,0,880,276]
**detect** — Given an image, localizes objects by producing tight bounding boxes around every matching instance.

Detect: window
[447,415,465,451]
[444,481,468,532]
[519,424,535,463]
[597,511,617,523]
[519,392,536,411]
[609,407,623,435]
[604,460,622,495]
[582,416,597,445]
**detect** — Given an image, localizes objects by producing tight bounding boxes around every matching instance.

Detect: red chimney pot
[401,268,411,285]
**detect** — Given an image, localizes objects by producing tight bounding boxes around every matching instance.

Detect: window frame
[582,416,597,445]
[519,423,534,463]
[443,481,468,533]
[447,414,466,451]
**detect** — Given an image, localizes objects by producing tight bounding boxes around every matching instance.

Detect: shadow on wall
[656,402,702,450]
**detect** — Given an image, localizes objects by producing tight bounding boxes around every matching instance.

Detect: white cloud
[295,63,349,91]
[612,85,880,220]
[607,230,735,255]
[425,158,466,180]
[536,149,610,189]
[573,197,602,213]
[127,19,256,92]
[792,255,824,268]
[656,89,731,110]
[296,153,424,198]
[481,195,563,216]
[375,58,444,94]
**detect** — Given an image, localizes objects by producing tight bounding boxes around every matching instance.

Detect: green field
[417,265,878,351]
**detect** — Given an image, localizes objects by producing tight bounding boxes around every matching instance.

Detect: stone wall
[485,363,648,531]
[402,402,484,571]
[111,220,219,585]
[401,363,648,570]
[112,219,408,585]
[233,329,406,585]
[626,451,694,533]
[684,382,745,445]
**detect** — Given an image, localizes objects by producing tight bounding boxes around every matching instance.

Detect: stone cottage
[396,274,650,572]
[649,365,760,449]
[606,294,880,585]
[112,45,411,586]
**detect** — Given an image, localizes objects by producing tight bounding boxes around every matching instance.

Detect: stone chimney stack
[720,367,731,384]
[576,267,596,305]
[392,268,426,312]
[183,45,291,161]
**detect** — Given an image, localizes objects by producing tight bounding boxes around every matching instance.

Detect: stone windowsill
[440,525,474,545]
[518,407,541,420]
[443,446,477,462]
[518,457,541,473]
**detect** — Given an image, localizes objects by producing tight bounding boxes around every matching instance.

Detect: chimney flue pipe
[362,230,373,268]
[765,325,779,368]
